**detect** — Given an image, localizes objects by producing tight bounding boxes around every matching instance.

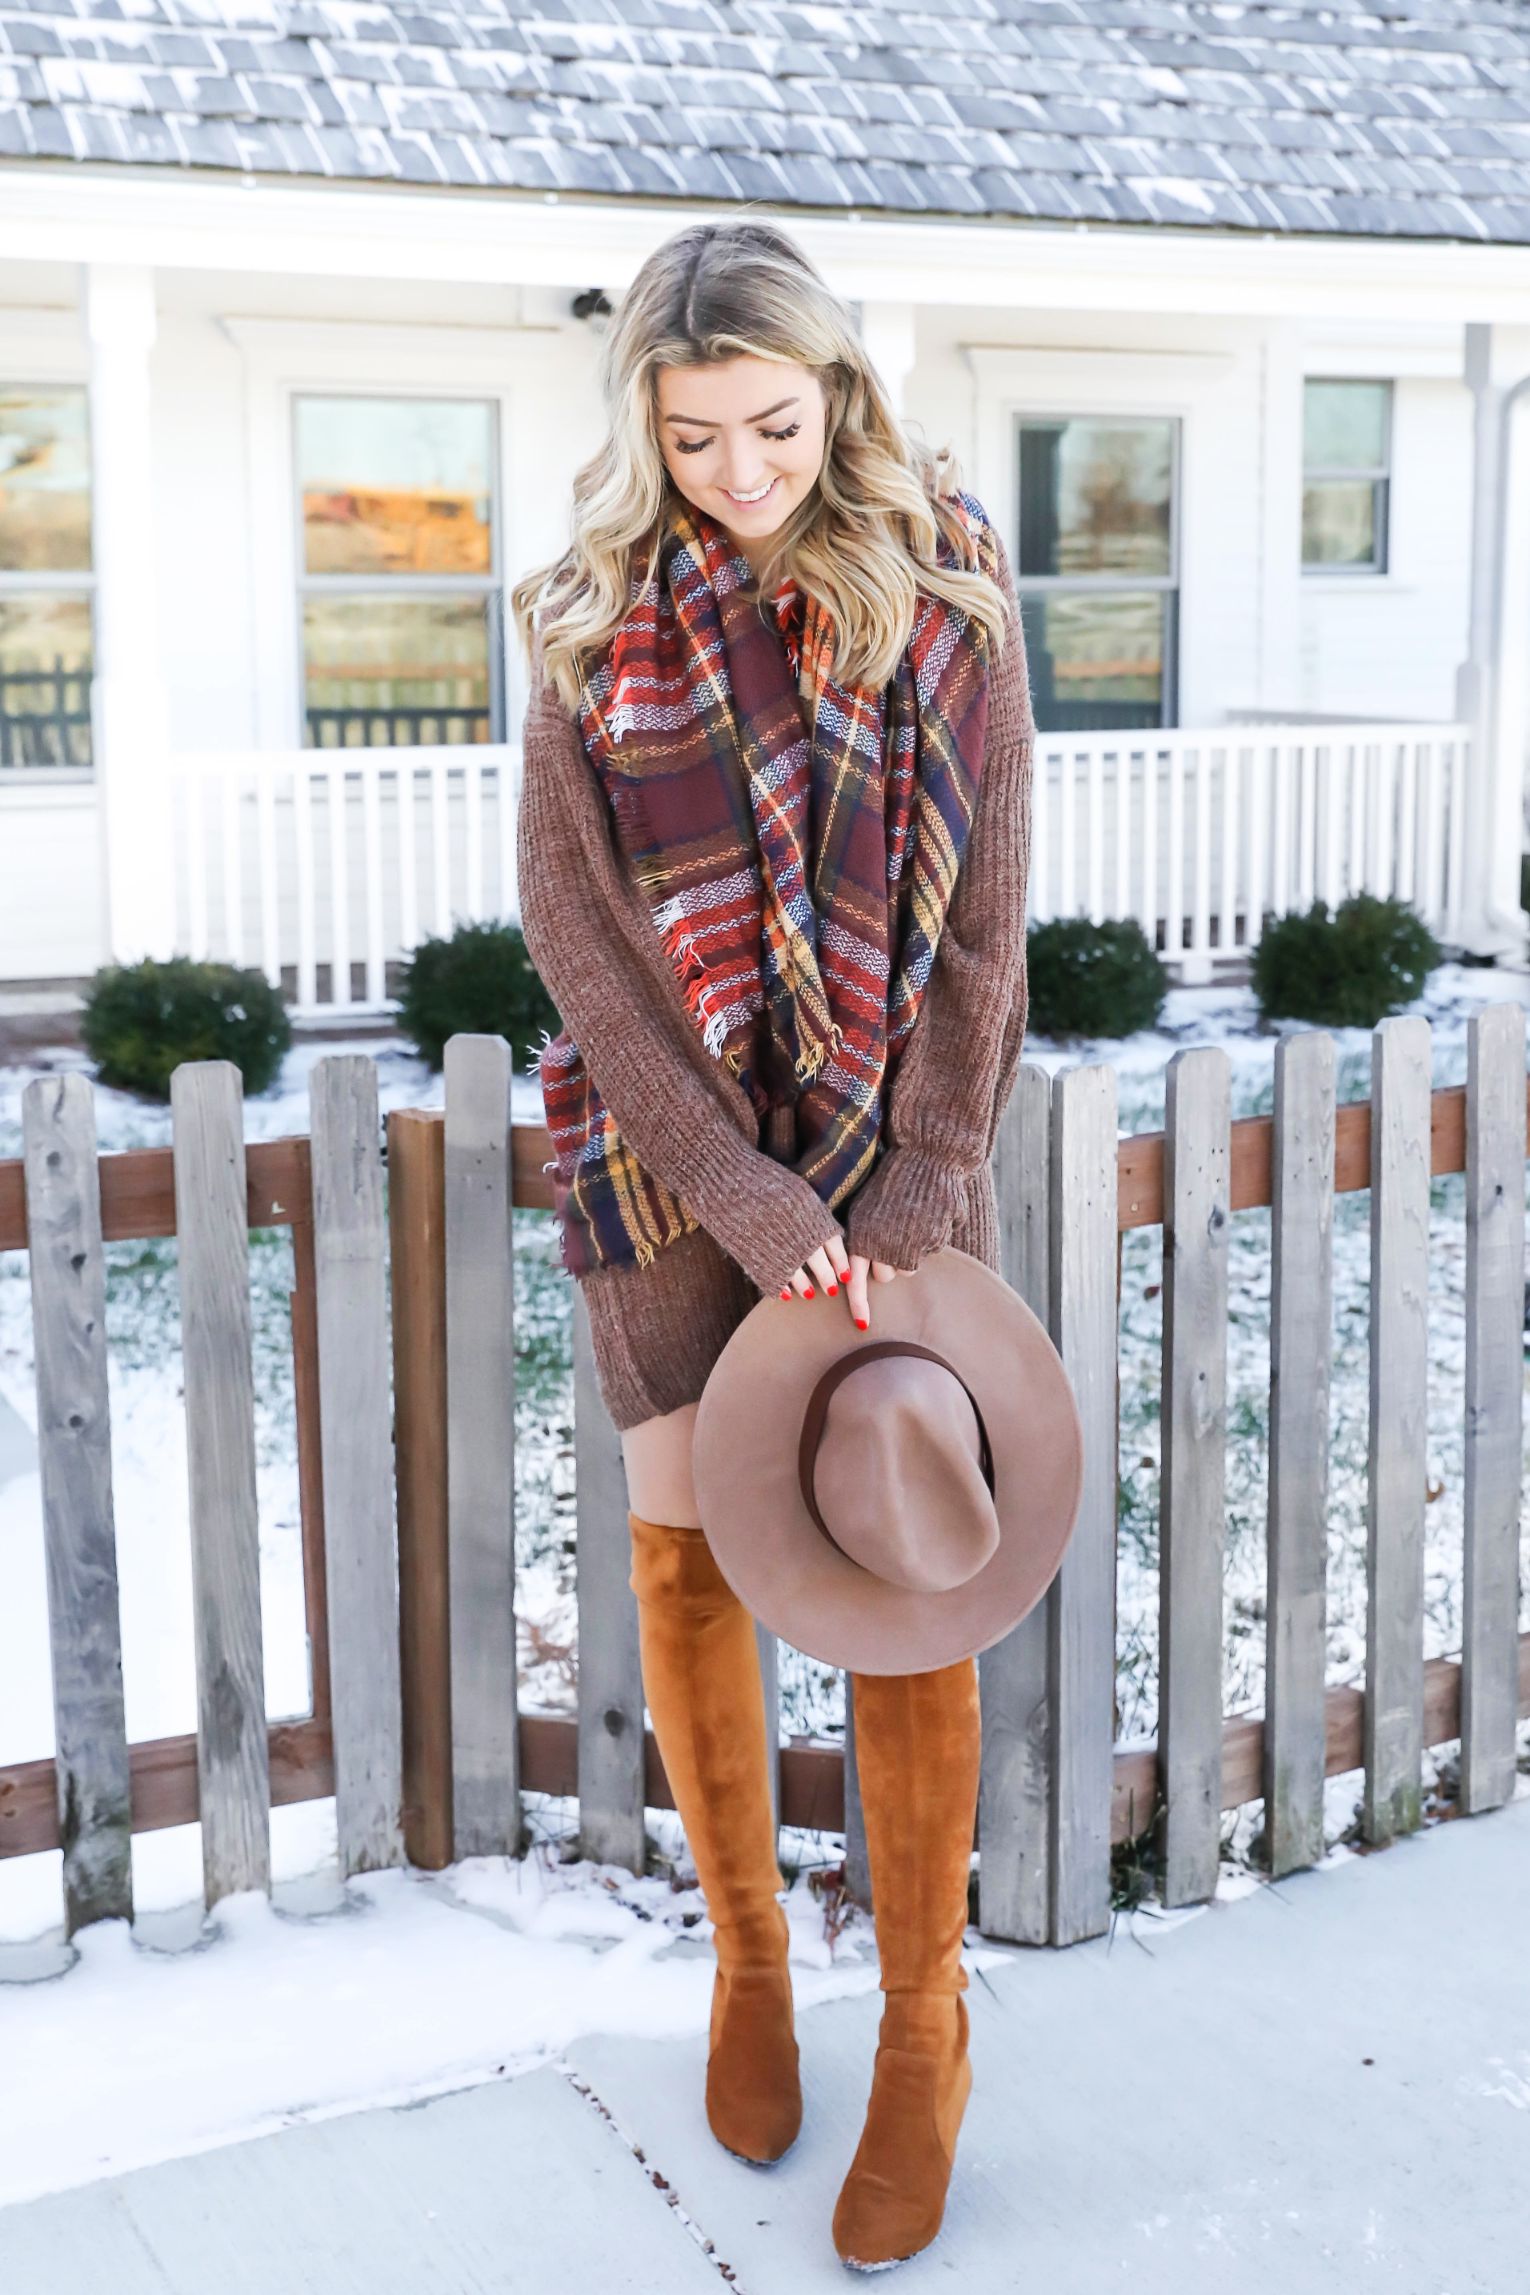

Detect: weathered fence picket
[1159,1047,1231,1907]
[387,1107,451,1871]
[170,1060,271,1905]
[1460,1003,1526,1814]
[1047,1061,1118,1947]
[978,1064,1054,1943]
[309,1055,404,1876]
[443,1035,521,1856]
[572,1288,646,1874]
[1264,1030,1337,1877]
[842,1679,869,1910]
[1364,1016,1432,1846]
[21,1073,133,1936]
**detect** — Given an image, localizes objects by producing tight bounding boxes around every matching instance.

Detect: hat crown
[693,1245,1085,1679]
[808,1354,1000,1595]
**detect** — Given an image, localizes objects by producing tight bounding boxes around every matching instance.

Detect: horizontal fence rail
[1030,721,1470,982]
[1,1025,1527,1954]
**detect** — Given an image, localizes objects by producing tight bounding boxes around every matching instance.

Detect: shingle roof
[4,1,1530,243]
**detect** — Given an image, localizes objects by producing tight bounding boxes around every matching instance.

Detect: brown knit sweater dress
[515,528,1035,1434]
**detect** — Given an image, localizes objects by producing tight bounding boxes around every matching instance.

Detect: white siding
[0,270,1489,985]
[0,274,602,981]
[1297,376,1472,723]
[917,308,1268,726]
[0,785,102,977]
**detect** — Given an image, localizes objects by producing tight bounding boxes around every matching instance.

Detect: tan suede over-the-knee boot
[627,1511,801,2166]
[832,1658,982,2271]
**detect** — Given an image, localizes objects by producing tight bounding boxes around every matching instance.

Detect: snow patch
[1140,176,1218,215]
[1471,2054,1530,2112]
[0,1827,896,2210]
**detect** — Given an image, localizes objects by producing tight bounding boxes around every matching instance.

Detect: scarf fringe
[654,896,743,1061]
[794,1016,844,1085]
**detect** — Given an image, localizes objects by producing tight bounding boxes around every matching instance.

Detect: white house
[3,0,1530,1011]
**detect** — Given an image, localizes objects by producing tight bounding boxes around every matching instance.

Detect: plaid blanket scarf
[538,488,1000,1278]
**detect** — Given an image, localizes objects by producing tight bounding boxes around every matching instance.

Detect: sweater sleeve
[515,640,847,1297]
[843,531,1035,1273]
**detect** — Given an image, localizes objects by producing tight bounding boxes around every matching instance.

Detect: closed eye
[673,420,802,456]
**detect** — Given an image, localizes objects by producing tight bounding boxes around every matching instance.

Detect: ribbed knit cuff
[842,1147,967,1274]
[653,1114,849,1298]
[733,1180,849,1298]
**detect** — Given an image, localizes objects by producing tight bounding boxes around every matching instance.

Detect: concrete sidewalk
[2,1796,1525,2293]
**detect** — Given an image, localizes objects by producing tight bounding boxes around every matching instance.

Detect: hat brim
[692,1245,1084,1676]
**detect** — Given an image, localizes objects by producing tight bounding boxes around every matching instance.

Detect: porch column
[83,264,176,966]
[1254,322,1305,712]
[858,301,917,418]
[1454,324,1530,963]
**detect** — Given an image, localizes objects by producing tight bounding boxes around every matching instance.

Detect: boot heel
[832,1663,981,2271]
[708,1964,802,2165]
[831,1998,971,2270]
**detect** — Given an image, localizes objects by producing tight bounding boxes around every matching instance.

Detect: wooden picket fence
[1,1017,1527,1949]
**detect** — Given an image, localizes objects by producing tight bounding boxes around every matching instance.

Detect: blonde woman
[512,217,1033,2273]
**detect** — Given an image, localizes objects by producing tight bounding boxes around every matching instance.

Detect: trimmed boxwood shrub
[1025,916,1168,1041]
[396,918,560,1074]
[1251,893,1440,1029]
[81,956,292,1100]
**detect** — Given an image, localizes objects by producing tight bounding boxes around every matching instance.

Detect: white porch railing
[168,720,1470,1017]
[168,744,521,1019]
[1031,721,1471,983]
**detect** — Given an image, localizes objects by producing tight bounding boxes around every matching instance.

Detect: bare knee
[621,1400,703,1529]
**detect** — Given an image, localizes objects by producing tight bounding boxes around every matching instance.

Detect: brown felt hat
[691,1245,1084,1676]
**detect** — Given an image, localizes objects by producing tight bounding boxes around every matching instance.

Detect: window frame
[0,376,96,781]
[1012,407,1183,732]
[1301,375,1393,578]
[289,386,506,749]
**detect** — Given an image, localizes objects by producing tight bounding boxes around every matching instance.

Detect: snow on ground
[0,1761,1349,2214]
[0,1795,900,2210]
[2,965,1529,1945]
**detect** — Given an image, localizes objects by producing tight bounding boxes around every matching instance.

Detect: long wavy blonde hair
[511,217,1009,712]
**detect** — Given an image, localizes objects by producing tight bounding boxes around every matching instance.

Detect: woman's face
[655,355,828,566]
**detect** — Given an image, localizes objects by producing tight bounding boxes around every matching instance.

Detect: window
[1014,415,1179,733]
[0,384,93,771]
[1302,379,1391,573]
[294,394,500,746]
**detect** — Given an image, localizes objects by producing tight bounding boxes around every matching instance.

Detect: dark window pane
[1303,379,1388,473]
[0,385,92,573]
[303,594,495,746]
[297,396,494,577]
[1302,478,1381,569]
[0,592,93,767]
[1018,417,1173,579]
[1020,590,1167,732]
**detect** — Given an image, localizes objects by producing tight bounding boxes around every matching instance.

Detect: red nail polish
[855,1317,868,1331]
[779,1289,791,1300]
[804,1285,815,1298]
[826,1282,838,1295]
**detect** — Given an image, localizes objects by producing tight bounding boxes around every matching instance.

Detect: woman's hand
[778,1235,905,1328]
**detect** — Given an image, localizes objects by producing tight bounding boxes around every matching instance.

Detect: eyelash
[675,421,801,456]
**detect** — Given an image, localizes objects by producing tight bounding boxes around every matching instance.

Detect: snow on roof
[2,0,1530,243]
